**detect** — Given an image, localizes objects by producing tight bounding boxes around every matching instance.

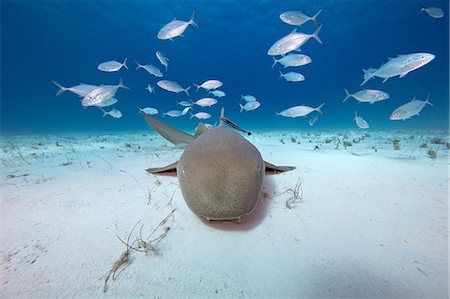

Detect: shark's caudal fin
[50,80,67,96]
[140,111,194,146]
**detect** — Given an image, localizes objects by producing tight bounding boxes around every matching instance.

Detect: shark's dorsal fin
[194,123,208,138]
[140,111,194,146]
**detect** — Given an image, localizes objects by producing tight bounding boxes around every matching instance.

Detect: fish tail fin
[189,112,194,119]
[162,112,166,118]
[239,103,244,113]
[118,77,130,90]
[135,60,142,70]
[315,103,325,115]
[100,108,107,118]
[275,112,280,116]
[354,110,358,120]
[311,9,323,24]
[189,9,199,28]
[278,71,284,79]
[50,80,68,96]
[193,84,200,92]
[360,69,374,86]
[271,57,279,69]
[240,94,244,100]
[425,92,433,106]
[122,57,128,70]
[312,24,323,44]
[418,7,424,15]
[343,88,352,102]
[184,86,191,96]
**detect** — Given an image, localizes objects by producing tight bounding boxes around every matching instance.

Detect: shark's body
[141,109,294,222]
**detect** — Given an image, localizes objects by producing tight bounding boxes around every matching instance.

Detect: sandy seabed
[0,129,448,298]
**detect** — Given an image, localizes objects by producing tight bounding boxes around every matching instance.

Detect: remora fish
[343,89,389,103]
[354,111,369,129]
[267,25,323,56]
[279,9,323,26]
[140,107,295,222]
[157,10,199,40]
[389,94,433,121]
[361,53,435,86]
[276,103,324,117]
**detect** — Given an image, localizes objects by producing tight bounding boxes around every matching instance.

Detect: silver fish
[279,9,322,26]
[192,97,218,107]
[267,25,322,56]
[135,61,163,77]
[419,7,444,18]
[157,10,199,40]
[272,54,311,68]
[354,111,369,129]
[241,94,257,102]
[361,53,435,86]
[145,84,155,94]
[101,108,122,118]
[163,110,183,118]
[177,100,193,107]
[209,90,226,97]
[82,78,129,107]
[181,107,192,116]
[97,58,128,72]
[95,98,118,108]
[51,81,98,97]
[194,79,223,91]
[390,95,433,121]
[279,71,305,82]
[189,112,211,120]
[157,80,191,96]
[276,103,324,118]
[156,51,169,72]
[139,107,159,115]
[239,101,260,112]
[309,114,319,126]
[343,89,389,103]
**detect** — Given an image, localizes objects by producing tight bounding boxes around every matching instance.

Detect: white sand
[0,130,448,298]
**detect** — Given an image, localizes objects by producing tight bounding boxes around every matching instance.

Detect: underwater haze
[1,0,449,134]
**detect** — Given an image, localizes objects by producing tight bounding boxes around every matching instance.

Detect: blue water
[1,0,448,134]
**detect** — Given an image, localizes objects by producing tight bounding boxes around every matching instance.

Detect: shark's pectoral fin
[264,161,296,174]
[146,161,178,176]
[140,112,194,146]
